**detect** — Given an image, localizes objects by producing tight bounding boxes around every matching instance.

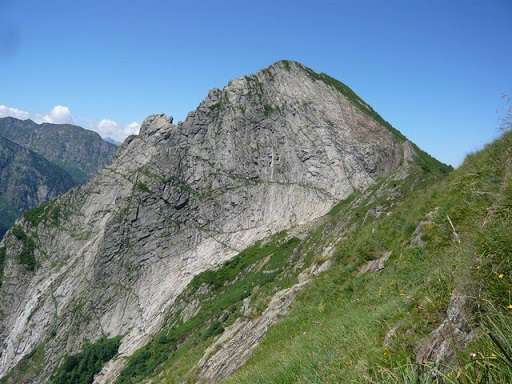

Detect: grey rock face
[0,60,413,382]
[415,289,475,366]
[358,250,392,274]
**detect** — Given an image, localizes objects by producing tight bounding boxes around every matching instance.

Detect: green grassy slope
[227,131,512,384]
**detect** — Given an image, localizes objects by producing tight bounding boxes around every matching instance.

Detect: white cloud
[96,119,119,136]
[40,105,73,124]
[126,121,141,135]
[123,120,140,139]
[0,104,30,119]
[93,119,141,142]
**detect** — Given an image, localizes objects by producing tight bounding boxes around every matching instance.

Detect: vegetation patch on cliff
[50,336,121,384]
[0,344,45,384]
[11,225,37,271]
[0,246,5,286]
[24,200,64,227]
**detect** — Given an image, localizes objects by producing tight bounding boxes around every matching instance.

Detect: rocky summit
[0,61,446,383]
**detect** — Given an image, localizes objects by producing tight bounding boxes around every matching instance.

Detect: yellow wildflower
[498,273,504,279]
[507,304,512,310]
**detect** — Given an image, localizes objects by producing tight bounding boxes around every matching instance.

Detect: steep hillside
[0,117,117,183]
[0,60,449,383]
[0,136,75,239]
[183,133,512,384]
[221,130,512,384]
[111,159,446,384]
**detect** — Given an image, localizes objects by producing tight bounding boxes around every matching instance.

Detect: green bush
[24,201,62,227]
[135,181,151,193]
[264,104,279,117]
[116,335,177,384]
[50,336,121,384]
[11,226,37,271]
[203,321,224,339]
[0,246,5,287]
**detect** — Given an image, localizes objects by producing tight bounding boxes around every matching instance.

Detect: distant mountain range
[0,117,117,238]
[104,137,122,146]
[0,117,117,183]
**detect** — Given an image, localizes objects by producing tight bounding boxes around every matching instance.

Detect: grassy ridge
[226,132,512,383]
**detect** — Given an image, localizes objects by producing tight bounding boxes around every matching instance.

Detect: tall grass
[372,307,512,384]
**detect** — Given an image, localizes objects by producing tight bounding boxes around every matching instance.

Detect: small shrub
[203,321,224,339]
[50,336,121,384]
[0,246,5,287]
[135,181,151,193]
[263,104,279,117]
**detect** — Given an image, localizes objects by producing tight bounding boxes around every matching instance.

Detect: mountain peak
[139,113,174,138]
[0,63,448,383]
[266,59,305,70]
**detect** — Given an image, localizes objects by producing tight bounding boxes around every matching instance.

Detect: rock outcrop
[0,60,421,382]
[358,250,392,274]
[415,289,475,367]
[197,244,336,382]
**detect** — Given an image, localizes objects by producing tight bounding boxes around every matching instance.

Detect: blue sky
[0,0,511,165]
